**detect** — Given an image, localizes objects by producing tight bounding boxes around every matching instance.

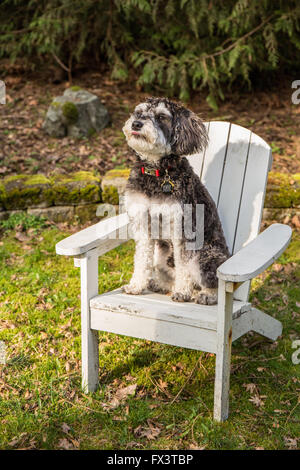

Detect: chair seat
[89,289,251,353]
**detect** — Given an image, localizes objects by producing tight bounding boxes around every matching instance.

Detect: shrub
[0,0,300,104]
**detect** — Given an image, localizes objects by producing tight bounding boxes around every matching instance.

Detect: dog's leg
[194,249,228,305]
[194,287,218,305]
[171,239,194,302]
[123,238,154,295]
[147,240,174,294]
[123,193,155,295]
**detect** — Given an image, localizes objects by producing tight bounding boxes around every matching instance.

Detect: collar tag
[161,169,175,193]
[140,166,175,193]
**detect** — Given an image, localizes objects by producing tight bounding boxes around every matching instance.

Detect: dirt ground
[0,68,299,177]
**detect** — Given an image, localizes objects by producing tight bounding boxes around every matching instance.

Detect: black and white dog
[122,97,229,305]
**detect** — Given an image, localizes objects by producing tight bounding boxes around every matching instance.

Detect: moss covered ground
[0,216,299,450]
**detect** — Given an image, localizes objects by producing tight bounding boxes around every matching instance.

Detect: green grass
[0,222,299,450]
[0,212,46,231]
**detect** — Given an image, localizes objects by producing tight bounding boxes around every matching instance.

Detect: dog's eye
[156,114,165,121]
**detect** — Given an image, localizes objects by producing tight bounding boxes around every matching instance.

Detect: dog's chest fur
[125,154,228,246]
[127,155,208,204]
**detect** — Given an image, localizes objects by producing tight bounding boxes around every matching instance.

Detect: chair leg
[251,308,282,341]
[80,248,99,393]
[214,279,233,422]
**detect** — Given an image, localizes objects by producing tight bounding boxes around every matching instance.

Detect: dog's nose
[132,120,143,131]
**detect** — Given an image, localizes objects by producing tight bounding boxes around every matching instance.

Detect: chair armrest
[217,223,292,282]
[55,213,129,256]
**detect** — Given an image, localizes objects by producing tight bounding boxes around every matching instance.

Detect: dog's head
[122,97,208,162]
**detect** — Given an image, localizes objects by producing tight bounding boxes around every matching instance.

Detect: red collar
[141,165,173,178]
[141,166,160,177]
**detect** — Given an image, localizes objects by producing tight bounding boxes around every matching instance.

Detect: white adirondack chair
[56,122,292,421]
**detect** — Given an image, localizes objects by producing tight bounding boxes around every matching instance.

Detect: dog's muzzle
[132,120,143,131]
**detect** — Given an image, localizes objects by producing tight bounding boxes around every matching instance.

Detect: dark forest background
[1,0,300,107]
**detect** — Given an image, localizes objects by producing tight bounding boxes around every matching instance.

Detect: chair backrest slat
[201,121,231,204]
[187,121,272,302]
[232,131,271,253]
[216,123,252,254]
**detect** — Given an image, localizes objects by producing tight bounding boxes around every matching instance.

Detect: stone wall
[0,169,299,224]
[0,171,103,223]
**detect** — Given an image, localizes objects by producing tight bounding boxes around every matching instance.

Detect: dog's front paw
[148,279,169,294]
[122,283,147,295]
[171,291,191,302]
[194,293,217,305]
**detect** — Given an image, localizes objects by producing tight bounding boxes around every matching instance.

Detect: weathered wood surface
[214,279,233,422]
[189,121,273,302]
[55,212,129,256]
[89,289,250,357]
[80,248,99,392]
[91,307,218,354]
[232,308,282,342]
[90,288,251,331]
[217,223,292,282]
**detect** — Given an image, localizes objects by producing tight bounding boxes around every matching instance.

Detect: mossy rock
[0,182,5,211]
[265,172,300,208]
[69,86,82,92]
[103,169,131,180]
[51,171,102,206]
[0,171,102,210]
[51,171,101,184]
[28,206,75,223]
[1,174,54,210]
[75,203,101,223]
[0,209,23,222]
[101,168,130,203]
[2,169,298,213]
[102,185,120,205]
[62,101,79,124]
[43,88,110,138]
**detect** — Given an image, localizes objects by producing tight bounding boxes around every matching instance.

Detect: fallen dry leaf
[126,441,144,449]
[8,432,28,447]
[282,294,289,305]
[284,437,298,450]
[291,215,300,228]
[15,231,31,242]
[243,383,257,394]
[134,419,162,440]
[158,379,168,389]
[188,443,207,450]
[249,395,265,407]
[102,383,137,411]
[115,384,137,401]
[273,263,283,272]
[58,438,75,450]
[112,415,125,421]
[61,422,71,434]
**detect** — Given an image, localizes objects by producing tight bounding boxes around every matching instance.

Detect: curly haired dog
[122,97,229,305]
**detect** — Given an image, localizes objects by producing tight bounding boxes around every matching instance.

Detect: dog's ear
[171,109,208,156]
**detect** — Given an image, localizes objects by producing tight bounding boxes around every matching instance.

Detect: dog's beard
[123,117,171,162]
